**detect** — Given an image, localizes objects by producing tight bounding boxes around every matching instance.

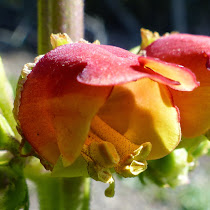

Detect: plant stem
[61,177,90,210]
[27,175,90,210]
[36,1,90,209]
[51,0,84,42]
[38,0,84,54]
[37,0,52,54]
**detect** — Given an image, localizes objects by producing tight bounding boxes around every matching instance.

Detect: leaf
[0,114,19,155]
[0,57,19,138]
[0,163,29,210]
[0,114,14,146]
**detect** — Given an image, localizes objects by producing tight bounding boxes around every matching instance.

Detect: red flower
[14,38,198,188]
[145,33,210,138]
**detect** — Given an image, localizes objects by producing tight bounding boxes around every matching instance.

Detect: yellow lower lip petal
[98,78,181,160]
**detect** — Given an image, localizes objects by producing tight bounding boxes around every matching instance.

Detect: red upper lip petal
[138,56,199,91]
[41,42,199,91]
[73,44,186,87]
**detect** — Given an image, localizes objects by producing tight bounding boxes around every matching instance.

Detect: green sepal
[50,33,72,49]
[52,155,89,178]
[129,46,140,54]
[140,28,160,50]
[19,140,33,157]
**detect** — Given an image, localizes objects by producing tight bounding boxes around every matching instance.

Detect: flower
[13,35,198,195]
[144,32,210,138]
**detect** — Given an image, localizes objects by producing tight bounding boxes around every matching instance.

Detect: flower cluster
[13,31,210,196]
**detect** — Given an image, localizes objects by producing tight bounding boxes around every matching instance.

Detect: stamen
[81,143,115,192]
[89,141,120,167]
[91,115,141,162]
[105,181,115,197]
[90,116,152,177]
[81,131,118,187]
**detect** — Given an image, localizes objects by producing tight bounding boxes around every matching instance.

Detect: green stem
[37,0,52,54]
[61,177,90,210]
[38,0,84,54]
[36,1,90,209]
[51,0,84,42]
[28,175,90,210]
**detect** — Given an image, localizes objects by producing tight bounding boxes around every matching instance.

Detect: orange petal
[138,57,199,91]
[98,78,181,160]
[171,86,210,137]
[18,58,111,166]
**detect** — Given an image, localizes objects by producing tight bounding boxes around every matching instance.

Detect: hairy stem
[51,0,84,42]
[38,0,84,54]
[37,1,90,209]
[37,0,52,54]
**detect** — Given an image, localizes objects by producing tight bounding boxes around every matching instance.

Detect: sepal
[140,28,160,50]
[50,33,73,49]
[51,156,89,178]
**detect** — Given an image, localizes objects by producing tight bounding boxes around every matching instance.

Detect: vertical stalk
[36,1,89,210]
[61,177,90,210]
[38,0,84,55]
[51,0,84,42]
[30,176,90,210]
[37,0,52,54]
